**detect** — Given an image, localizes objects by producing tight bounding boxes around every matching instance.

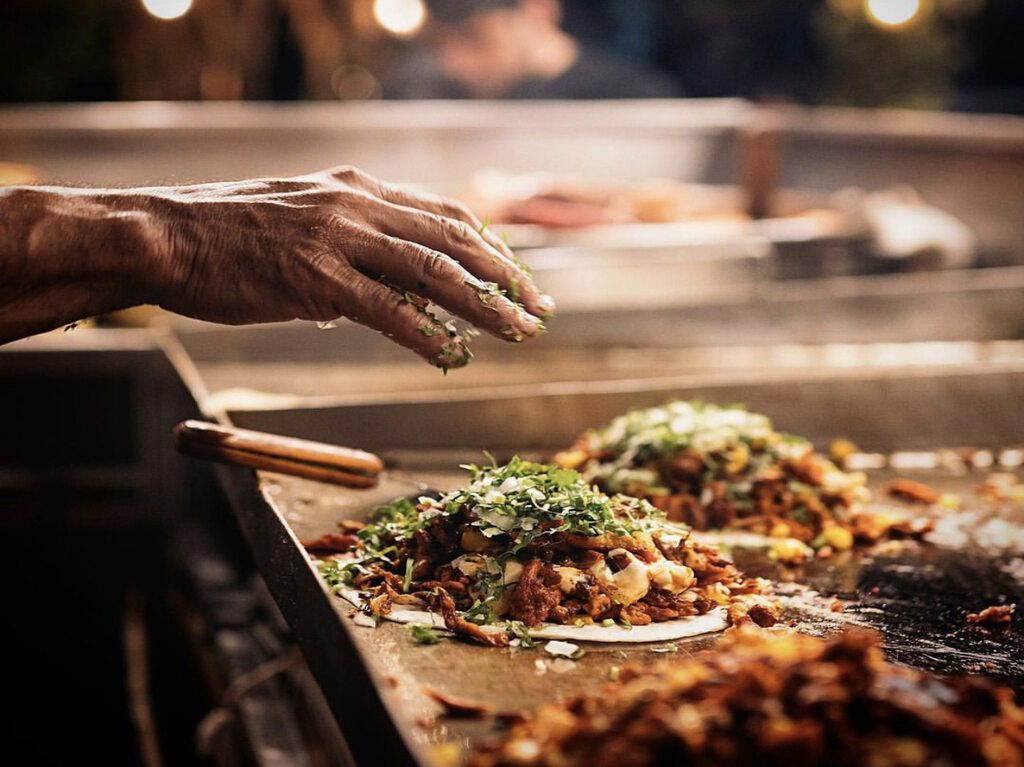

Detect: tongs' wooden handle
[173,420,383,489]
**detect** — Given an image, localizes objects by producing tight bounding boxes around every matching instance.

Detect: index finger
[369,182,555,318]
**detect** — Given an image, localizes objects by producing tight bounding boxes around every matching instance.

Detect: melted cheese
[553,566,587,594]
[451,554,485,577]
[588,549,650,605]
[503,560,524,586]
[647,560,695,594]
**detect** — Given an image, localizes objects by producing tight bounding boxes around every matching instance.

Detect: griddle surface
[261,464,1024,765]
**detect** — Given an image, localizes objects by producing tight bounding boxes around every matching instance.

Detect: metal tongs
[173,419,385,489]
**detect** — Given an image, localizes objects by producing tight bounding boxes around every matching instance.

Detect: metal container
[2,101,1022,259]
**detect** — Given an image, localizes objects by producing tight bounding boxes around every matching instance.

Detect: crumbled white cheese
[476,508,516,531]
[544,640,580,658]
[498,477,524,494]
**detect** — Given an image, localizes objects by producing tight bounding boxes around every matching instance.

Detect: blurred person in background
[384,0,680,99]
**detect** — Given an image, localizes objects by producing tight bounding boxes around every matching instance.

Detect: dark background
[1,0,1022,112]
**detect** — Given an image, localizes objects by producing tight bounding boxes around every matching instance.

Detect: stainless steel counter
[2,101,1023,256]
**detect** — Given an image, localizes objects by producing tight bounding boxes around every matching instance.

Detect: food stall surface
[256,467,1024,767]
[184,353,1024,767]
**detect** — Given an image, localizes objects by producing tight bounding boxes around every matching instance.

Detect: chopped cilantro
[402,558,414,593]
[409,624,442,645]
[321,456,673,633]
[507,621,536,648]
[583,401,813,494]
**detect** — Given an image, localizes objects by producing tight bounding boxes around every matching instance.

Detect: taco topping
[315,457,772,645]
[557,401,930,552]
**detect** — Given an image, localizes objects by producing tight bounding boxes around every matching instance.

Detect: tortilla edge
[338,589,728,643]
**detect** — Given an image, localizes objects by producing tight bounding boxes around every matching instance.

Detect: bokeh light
[141,0,193,22]
[373,0,427,38]
[865,0,922,28]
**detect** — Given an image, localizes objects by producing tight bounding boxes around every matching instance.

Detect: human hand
[137,166,553,367]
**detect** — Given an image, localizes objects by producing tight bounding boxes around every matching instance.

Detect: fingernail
[522,308,547,333]
[435,339,472,369]
[536,294,556,318]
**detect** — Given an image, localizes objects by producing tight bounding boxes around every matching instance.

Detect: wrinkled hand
[140,166,553,368]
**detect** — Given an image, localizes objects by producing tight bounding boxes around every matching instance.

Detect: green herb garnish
[402,558,414,593]
[409,624,442,645]
[321,457,671,632]
[507,621,536,648]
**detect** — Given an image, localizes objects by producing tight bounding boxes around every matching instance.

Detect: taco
[314,457,774,646]
[556,401,930,560]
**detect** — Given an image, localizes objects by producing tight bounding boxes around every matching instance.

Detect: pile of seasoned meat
[312,457,775,645]
[468,629,1024,767]
[557,401,931,555]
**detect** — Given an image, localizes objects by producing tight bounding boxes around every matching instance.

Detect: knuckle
[365,279,405,312]
[327,186,365,206]
[411,246,453,281]
[443,200,474,222]
[328,165,368,186]
[441,216,470,244]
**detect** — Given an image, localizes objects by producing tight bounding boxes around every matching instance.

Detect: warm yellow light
[373,0,427,37]
[141,0,193,21]
[865,0,922,27]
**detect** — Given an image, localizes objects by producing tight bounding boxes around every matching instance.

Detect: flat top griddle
[252,460,1024,767]
[182,351,1024,767]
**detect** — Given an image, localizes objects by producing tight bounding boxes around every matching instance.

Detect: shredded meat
[334,484,774,639]
[727,598,780,628]
[562,412,936,555]
[302,533,360,554]
[467,629,1024,767]
[423,688,492,719]
[563,533,658,562]
[508,559,563,627]
[887,478,940,504]
[967,604,1016,625]
[434,589,509,647]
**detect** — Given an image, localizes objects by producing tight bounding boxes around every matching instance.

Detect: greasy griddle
[190,361,1024,767]
[254,461,1023,767]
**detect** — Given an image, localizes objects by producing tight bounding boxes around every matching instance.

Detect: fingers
[339,224,543,343]
[377,181,511,256]
[324,166,554,319]
[366,199,553,319]
[334,270,472,369]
